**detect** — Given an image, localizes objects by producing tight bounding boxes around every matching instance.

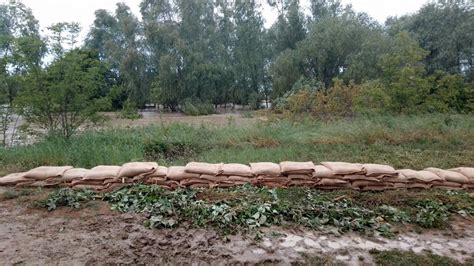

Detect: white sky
[2,0,429,42]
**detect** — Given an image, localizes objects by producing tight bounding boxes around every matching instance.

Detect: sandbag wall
[1,162,473,192]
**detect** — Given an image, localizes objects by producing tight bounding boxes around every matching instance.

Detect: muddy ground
[1,188,473,265]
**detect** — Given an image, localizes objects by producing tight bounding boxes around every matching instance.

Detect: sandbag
[72,184,104,191]
[320,162,365,175]
[180,178,212,186]
[289,180,317,187]
[185,162,223,176]
[449,167,474,181]
[397,169,443,183]
[313,165,336,178]
[200,175,229,183]
[342,175,381,182]
[72,179,105,186]
[316,178,349,186]
[362,164,396,177]
[256,176,289,184]
[167,166,200,181]
[0,172,28,185]
[221,164,253,177]
[406,183,433,189]
[144,176,168,183]
[83,166,121,181]
[118,162,158,178]
[24,166,74,180]
[63,168,90,181]
[462,184,474,190]
[250,162,281,176]
[280,161,315,175]
[351,180,393,188]
[425,168,469,184]
[148,166,169,177]
[430,181,462,188]
[229,176,258,184]
[288,174,314,180]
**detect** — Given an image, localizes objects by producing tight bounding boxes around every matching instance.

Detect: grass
[369,249,464,266]
[37,185,474,236]
[0,114,473,174]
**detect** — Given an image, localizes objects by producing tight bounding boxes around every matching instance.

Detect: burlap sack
[316,178,349,186]
[0,172,28,185]
[424,168,469,184]
[72,184,104,191]
[84,166,121,181]
[362,164,396,177]
[229,176,258,184]
[72,179,105,186]
[462,184,474,190]
[118,162,158,178]
[24,166,74,180]
[449,167,474,181]
[430,181,462,188]
[397,169,443,183]
[256,176,290,184]
[342,175,381,182]
[313,165,336,178]
[280,161,315,174]
[221,164,253,177]
[320,162,365,175]
[406,183,433,189]
[144,176,168,183]
[63,168,90,181]
[288,174,314,180]
[180,178,212,187]
[289,180,317,187]
[250,162,281,176]
[351,180,393,188]
[167,166,200,181]
[185,162,223,175]
[148,166,169,177]
[200,175,229,183]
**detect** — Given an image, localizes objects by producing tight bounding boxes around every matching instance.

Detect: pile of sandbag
[1,161,473,192]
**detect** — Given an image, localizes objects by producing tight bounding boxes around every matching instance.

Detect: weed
[38,188,97,211]
[369,249,462,266]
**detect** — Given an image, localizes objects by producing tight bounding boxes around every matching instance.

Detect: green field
[1,114,473,175]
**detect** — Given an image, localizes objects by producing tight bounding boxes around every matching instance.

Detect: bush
[143,139,198,161]
[182,98,215,116]
[119,98,143,120]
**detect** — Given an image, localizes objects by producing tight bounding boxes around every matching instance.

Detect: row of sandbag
[0,162,473,191]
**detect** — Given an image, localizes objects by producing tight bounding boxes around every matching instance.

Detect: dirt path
[0,190,473,265]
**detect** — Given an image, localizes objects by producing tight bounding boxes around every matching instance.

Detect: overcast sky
[2,0,429,42]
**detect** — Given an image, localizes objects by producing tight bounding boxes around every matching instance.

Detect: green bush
[182,98,215,116]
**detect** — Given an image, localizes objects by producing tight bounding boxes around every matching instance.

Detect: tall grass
[1,114,473,175]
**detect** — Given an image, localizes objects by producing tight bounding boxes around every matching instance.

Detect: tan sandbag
[342,175,381,182]
[362,164,396,177]
[185,162,223,176]
[289,180,317,186]
[393,183,409,189]
[29,180,58,187]
[382,175,409,183]
[397,169,443,183]
[144,177,168,183]
[313,165,336,178]
[83,166,121,181]
[316,178,349,186]
[189,183,210,189]
[147,166,169,177]
[462,184,474,190]
[103,177,133,185]
[320,162,365,175]
[118,162,158,178]
[418,170,444,182]
[449,167,474,180]
[24,166,74,180]
[229,176,258,184]
[250,162,281,176]
[72,179,105,186]
[430,181,462,188]
[63,168,90,181]
[288,174,314,180]
[351,180,393,188]
[280,161,315,174]
[180,178,211,186]
[167,166,200,181]
[406,183,433,189]
[200,175,229,183]
[432,186,463,191]
[0,172,28,185]
[221,164,253,177]
[425,168,469,184]
[256,176,290,183]
[15,180,37,187]
[361,186,394,191]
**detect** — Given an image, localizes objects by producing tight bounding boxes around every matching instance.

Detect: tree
[16,49,109,138]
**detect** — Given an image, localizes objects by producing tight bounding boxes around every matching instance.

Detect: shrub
[143,139,198,161]
[119,98,143,120]
[182,98,215,116]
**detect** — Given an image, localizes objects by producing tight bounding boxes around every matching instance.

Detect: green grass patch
[369,249,463,266]
[1,114,473,172]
